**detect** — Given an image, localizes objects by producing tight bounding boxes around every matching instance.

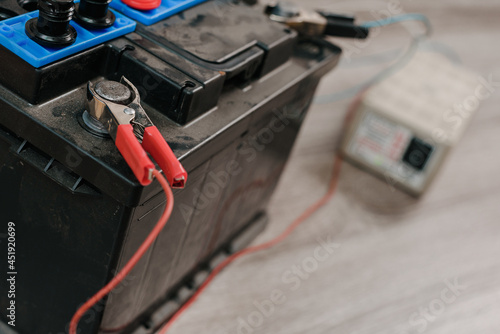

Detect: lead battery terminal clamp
[86,76,187,188]
[265,2,370,39]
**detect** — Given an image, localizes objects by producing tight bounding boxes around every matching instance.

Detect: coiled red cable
[156,88,367,333]
[158,154,343,333]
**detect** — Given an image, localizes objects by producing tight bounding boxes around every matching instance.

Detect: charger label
[347,111,428,190]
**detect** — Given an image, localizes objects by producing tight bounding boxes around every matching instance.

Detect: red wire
[69,170,174,334]
[158,154,344,333]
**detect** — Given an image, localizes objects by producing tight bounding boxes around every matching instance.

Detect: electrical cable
[315,13,433,104]
[420,40,462,64]
[340,39,462,69]
[69,170,174,334]
[340,47,408,68]
[361,13,433,36]
[315,35,422,104]
[157,156,344,333]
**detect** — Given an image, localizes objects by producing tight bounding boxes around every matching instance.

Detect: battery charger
[341,52,482,196]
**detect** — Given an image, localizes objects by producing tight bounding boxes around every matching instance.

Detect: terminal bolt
[75,0,115,29]
[25,0,77,47]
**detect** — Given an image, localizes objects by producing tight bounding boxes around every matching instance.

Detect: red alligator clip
[85,77,187,188]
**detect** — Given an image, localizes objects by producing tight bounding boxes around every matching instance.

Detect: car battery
[0,0,341,333]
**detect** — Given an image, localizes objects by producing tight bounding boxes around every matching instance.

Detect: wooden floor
[167,1,500,333]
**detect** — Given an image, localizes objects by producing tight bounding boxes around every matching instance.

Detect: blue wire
[314,36,422,105]
[313,13,436,104]
[361,13,433,35]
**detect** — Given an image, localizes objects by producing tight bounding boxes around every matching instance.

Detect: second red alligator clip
[85,76,188,188]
